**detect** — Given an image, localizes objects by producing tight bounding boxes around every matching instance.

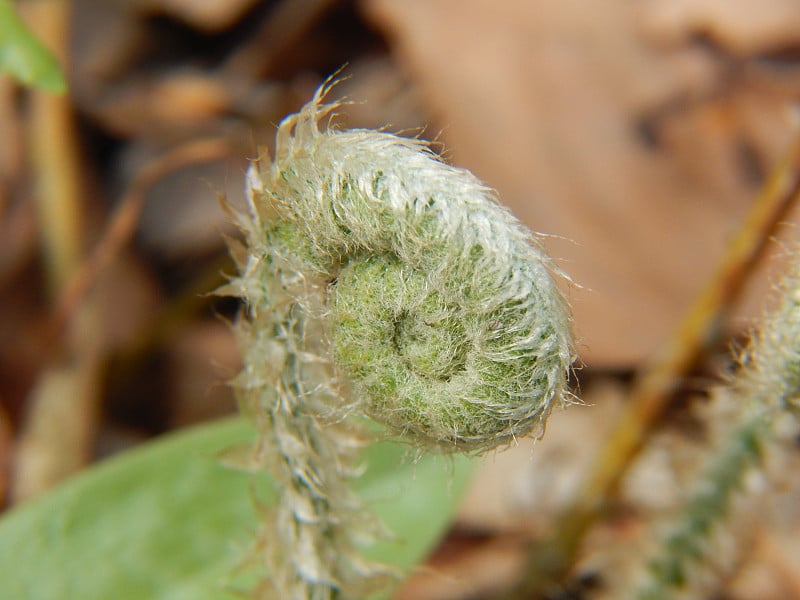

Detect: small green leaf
[0,418,475,599]
[0,0,66,92]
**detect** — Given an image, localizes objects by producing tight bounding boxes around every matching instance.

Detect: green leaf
[0,418,475,599]
[0,0,66,92]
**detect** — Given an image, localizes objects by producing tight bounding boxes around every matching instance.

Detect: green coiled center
[330,253,484,439]
[393,308,468,381]
[331,253,471,385]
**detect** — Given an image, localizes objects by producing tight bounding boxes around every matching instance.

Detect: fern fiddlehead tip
[228,78,576,598]
[240,80,575,454]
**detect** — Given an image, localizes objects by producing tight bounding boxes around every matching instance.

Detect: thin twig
[49,138,232,348]
[508,132,800,598]
[13,138,233,503]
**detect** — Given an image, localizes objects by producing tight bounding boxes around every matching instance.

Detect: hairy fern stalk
[631,263,800,600]
[222,79,574,599]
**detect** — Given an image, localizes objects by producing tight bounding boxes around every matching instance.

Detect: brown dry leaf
[641,0,800,55]
[114,71,232,131]
[363,0,800,367]
[76,70,240,141]
[394,534,527,600]
[141,0,259,32]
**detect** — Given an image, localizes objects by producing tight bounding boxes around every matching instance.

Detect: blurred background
[2,0,800,598]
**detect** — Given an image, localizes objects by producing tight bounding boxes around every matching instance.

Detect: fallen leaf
[641,0,800,56]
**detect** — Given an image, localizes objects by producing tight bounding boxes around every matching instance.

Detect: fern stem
[226,76,574,598]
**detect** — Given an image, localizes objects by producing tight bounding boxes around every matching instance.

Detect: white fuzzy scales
[239,82,572,451]
[243,82,574,452]
[229,80,574,598]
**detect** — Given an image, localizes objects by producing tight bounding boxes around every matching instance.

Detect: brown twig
[49,138,233,349]
[508,132,800,598]
[12,138,234,502]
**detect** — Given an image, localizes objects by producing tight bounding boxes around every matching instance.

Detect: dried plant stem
[13,0,94,502]
[24,0,80,295]
[509,133,800,598]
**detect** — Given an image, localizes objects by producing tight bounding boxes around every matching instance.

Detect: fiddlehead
[227,78,574,598]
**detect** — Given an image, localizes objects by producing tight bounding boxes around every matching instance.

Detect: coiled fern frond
[224,77,575,599]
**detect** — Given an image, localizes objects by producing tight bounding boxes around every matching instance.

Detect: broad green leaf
[0,417,475,599]
[0,0,66,92]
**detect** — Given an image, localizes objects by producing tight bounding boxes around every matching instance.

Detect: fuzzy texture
[251,83,574,451]
[629,262,800,600]
[736,266,800,415]
[633,411,767,600]
[225,79,574,599]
